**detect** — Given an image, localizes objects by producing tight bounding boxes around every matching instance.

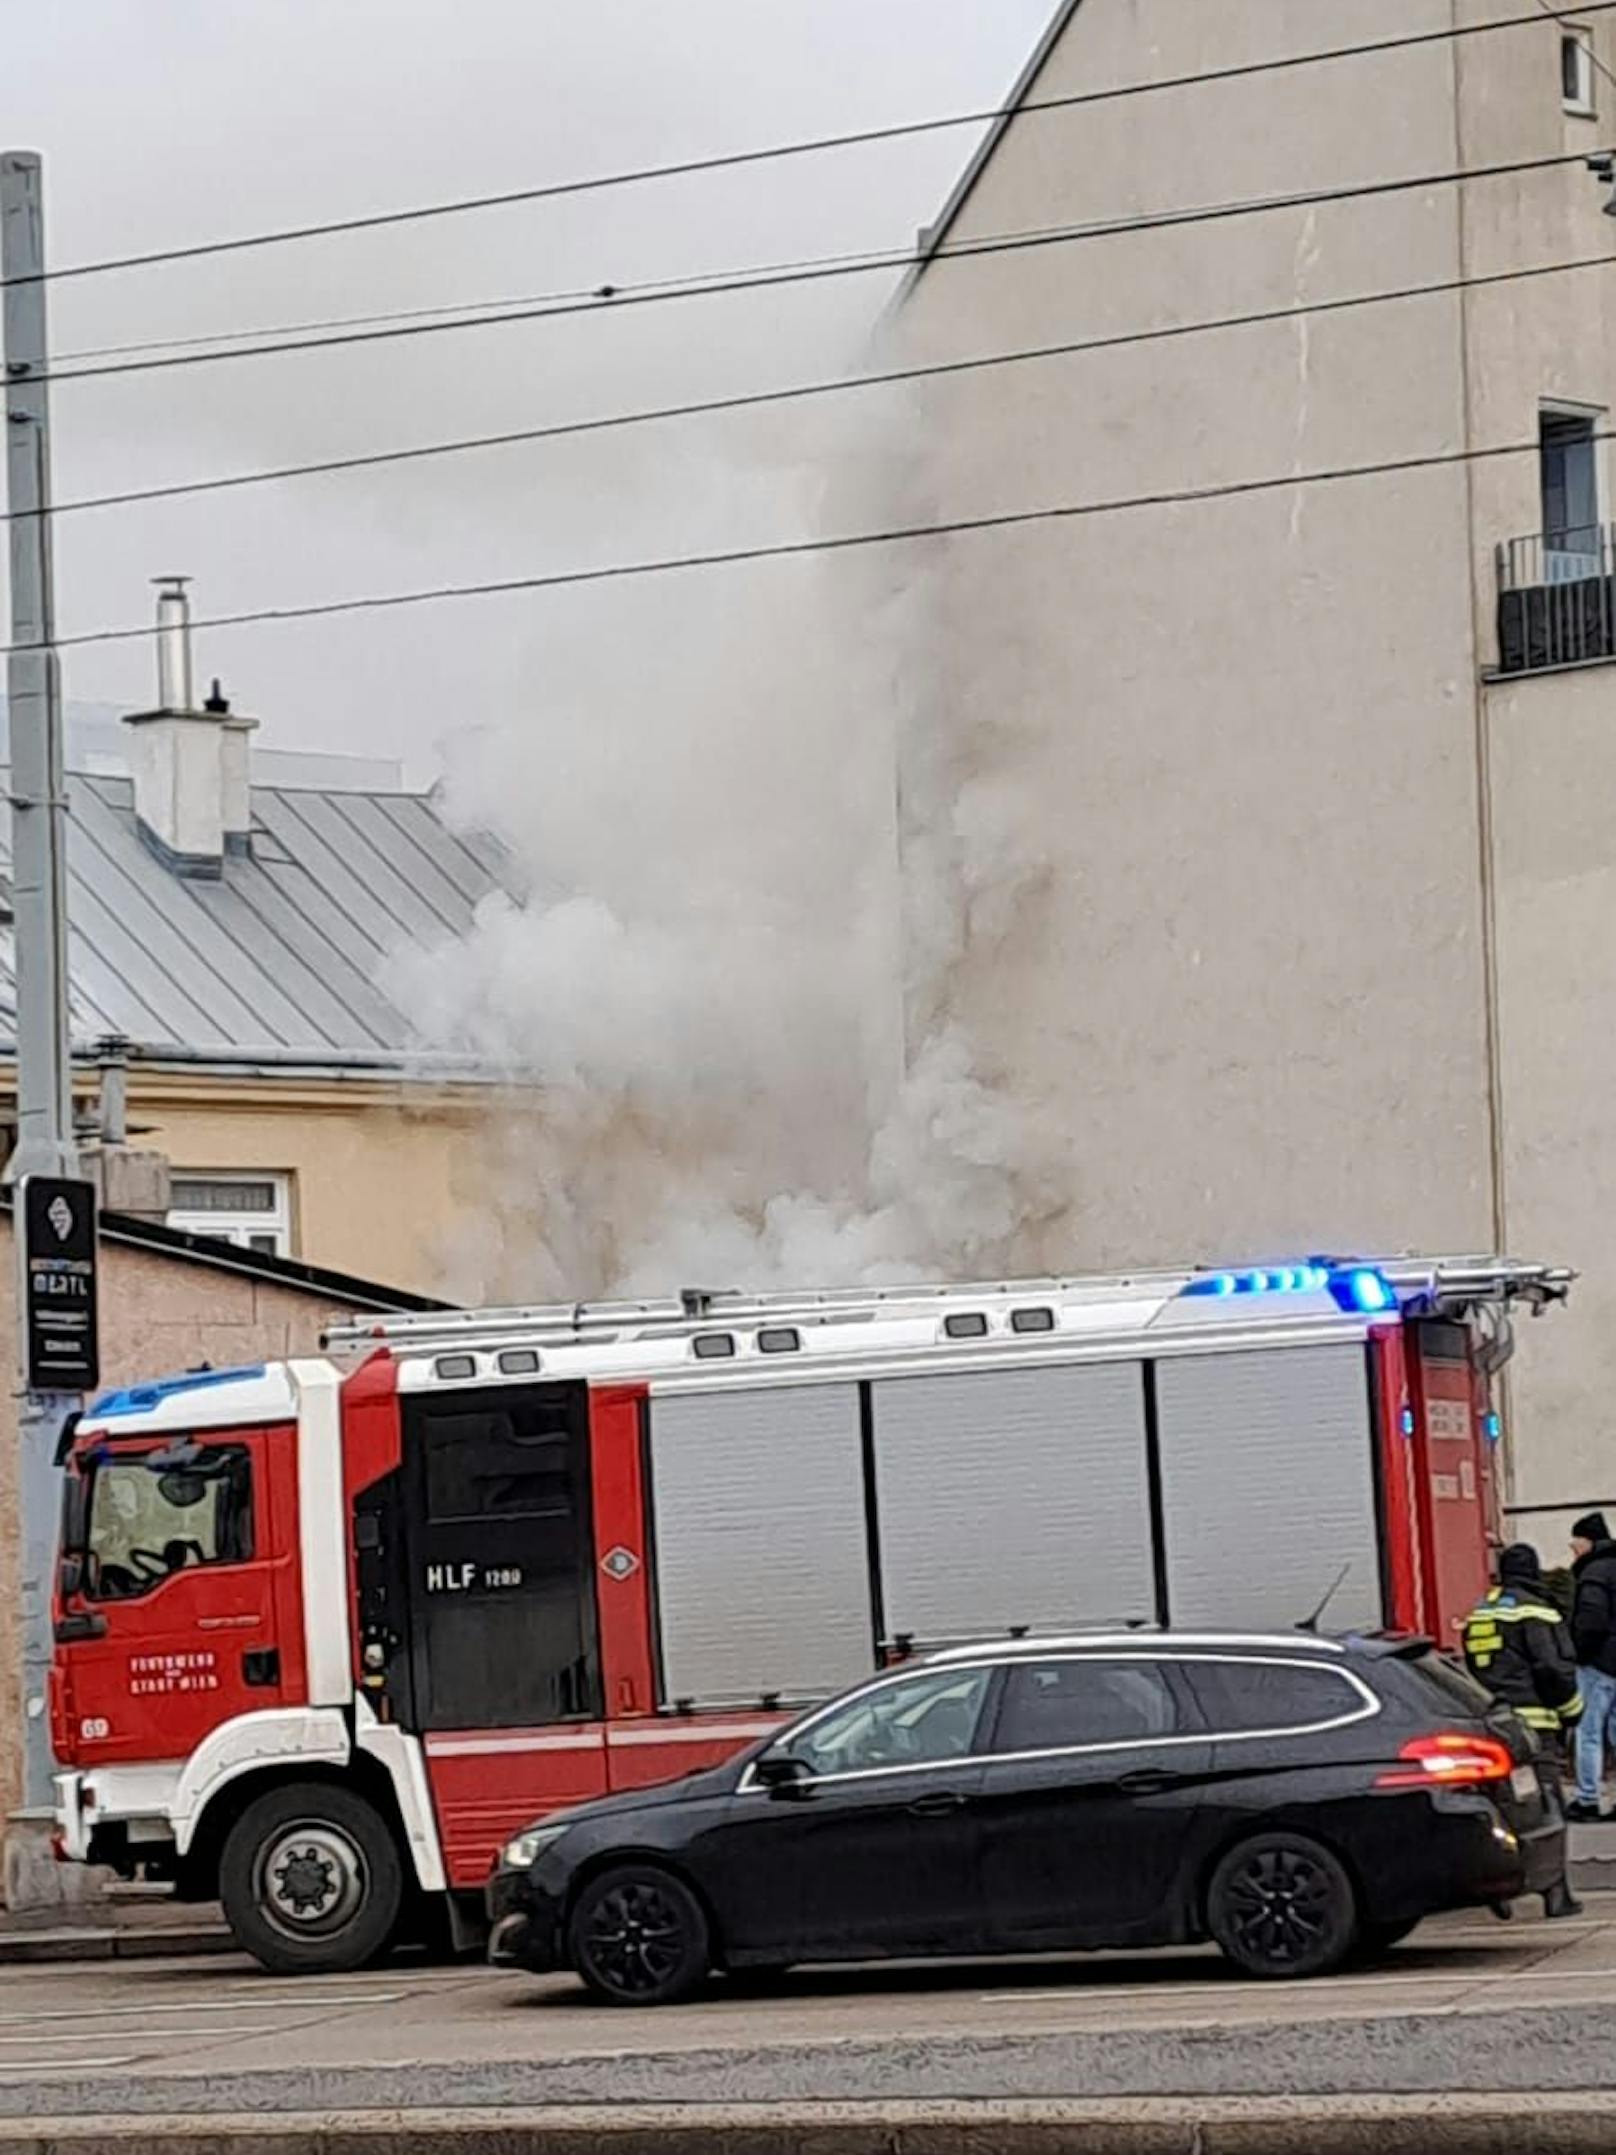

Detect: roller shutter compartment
[871,1361,1153,1642]
[1154,1343,1381,1631]
[647,1383,872,1706]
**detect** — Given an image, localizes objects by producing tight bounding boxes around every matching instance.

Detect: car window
[1179,1658,1364,1734]
[1408,1650,1497,1717]
[992,1659,1180,1753]
[782,1667,993,1776]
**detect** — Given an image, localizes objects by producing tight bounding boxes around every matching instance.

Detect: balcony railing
[1495,523,1616,675]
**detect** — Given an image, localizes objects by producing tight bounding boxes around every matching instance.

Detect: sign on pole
[21,1174,98,1392]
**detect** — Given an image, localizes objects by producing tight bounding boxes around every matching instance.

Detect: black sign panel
[21,1175,99,1393]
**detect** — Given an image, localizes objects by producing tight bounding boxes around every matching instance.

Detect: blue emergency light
[1181,1263,1396,1315]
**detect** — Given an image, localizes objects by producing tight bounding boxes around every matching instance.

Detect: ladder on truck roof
[323,1253,1571,1357]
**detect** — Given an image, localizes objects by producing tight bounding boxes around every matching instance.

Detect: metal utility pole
[2,151,80,1829]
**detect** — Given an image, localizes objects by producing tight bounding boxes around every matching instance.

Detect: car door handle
[907,1791,968,1817]
[1115,1769,1182,1796]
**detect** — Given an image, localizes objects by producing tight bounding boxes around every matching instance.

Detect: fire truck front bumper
[53,1765,183,1877]
[486,1865,565,1972]
[54,1772,91,1865]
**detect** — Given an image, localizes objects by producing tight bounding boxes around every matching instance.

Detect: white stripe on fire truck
[608,1721,783,1745]
[424,1732,604,1757]
[422,1721,782,1758]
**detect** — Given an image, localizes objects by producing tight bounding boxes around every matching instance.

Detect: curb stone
[3,2096,1616,2155]
[0,1924,232,1965]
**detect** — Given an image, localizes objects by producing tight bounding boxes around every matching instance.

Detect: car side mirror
[754,1752,814,1797]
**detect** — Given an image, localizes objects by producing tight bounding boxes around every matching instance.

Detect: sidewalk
[0,1887,229,1963]
[1569,1817,1616,1894]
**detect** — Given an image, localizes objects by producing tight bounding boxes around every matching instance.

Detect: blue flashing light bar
[1342,1267,1392,1313]
[1181,1263,1398,1315]
[87,1363,267,1421]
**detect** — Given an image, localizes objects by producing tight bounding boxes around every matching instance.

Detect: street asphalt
[0,1896,1612,2116]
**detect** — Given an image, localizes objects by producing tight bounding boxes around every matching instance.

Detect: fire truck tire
[1205,1832,1359,1979]
[219,1782,404,1975]
[568,1865,712,2006]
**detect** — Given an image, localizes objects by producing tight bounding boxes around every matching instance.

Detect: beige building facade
[890,0,1616,1537]
[0,1060,500,1300]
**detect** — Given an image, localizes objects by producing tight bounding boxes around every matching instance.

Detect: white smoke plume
[386,377,1072,1304]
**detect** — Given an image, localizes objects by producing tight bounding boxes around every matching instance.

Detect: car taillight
[1375,1732,1515,1789]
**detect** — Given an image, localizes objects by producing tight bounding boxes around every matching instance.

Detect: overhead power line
[52,280,614,365]
[16,248,1615,527]
[35,149,1604,390]
[12,422,1603,658]
[6,1,1607,291]
[45,230,925,370]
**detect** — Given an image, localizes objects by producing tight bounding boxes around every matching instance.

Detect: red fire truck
[49,1253,1567,1972]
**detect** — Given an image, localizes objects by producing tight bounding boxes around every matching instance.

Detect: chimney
[122,580,254,874]
[205,677,258,857]
[155,575,194,712]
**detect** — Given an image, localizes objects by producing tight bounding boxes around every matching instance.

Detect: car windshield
[83,1444,252,1600]
[780,1666,992,1776]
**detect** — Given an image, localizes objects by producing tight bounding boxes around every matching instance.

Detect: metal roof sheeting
[0,769,519,1065]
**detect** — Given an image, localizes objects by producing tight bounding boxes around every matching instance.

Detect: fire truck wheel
[219,1782,404,1975]
[1205,1832,1358,1979]
[568,1865,712,2006]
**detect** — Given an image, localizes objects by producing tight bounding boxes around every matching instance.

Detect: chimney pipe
[95,1037,129,1147]
[124,576,245,876]
[153,575,194,712]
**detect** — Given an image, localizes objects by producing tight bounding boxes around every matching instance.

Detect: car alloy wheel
[1208,1832,1357,1979]
[569,1866,711,2006]
[1225,1845,1331,1958]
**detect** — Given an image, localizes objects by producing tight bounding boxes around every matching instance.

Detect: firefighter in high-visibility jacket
[1463,1541,1584,1919]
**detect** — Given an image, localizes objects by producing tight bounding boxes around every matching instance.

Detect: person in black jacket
[1463,1543,1584,1917]
[1568,1511,1616,1820]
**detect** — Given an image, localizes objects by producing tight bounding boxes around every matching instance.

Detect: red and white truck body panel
[49,1255,1567,1937]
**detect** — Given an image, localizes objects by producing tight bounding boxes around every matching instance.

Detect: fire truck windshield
[79,1444,253,1600]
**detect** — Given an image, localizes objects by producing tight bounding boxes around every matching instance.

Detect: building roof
[906,0,1086,288]
[93,1207,451,1312]
[0,767,521,1072]
[0,1194,449,1313]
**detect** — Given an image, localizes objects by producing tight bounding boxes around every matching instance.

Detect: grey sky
[7,0,1052,770]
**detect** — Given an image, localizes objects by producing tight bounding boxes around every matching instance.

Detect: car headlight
[503,1824,570,1869]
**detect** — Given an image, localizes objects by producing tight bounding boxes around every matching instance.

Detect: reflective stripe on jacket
[1463,1587,1584,1731]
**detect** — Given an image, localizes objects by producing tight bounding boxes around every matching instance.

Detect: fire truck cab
[50,1254,1566,1973]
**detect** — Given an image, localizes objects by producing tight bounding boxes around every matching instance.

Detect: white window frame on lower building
[167,1171,293,1257]
[1563,26,1597,117]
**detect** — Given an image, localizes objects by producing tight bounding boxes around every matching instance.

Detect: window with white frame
[168,1173,292,1256]
[1563,27,1596,116]
[1540,403,1605,578]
